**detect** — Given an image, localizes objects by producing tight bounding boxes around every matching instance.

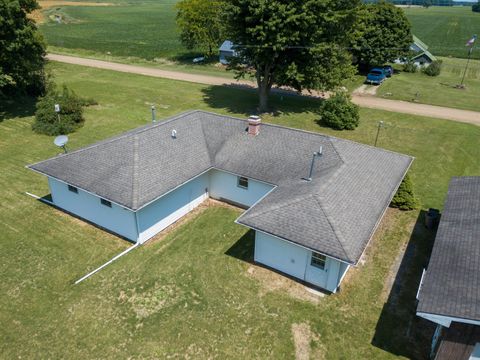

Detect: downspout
[134,210,141,244]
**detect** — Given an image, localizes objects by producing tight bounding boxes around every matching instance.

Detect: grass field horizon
[39,3,480,62]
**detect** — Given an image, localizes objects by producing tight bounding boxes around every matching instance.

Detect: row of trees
[177,0,412,111]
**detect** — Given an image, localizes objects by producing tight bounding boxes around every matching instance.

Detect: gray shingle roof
[417,177,480,322]
[28,110,412,264]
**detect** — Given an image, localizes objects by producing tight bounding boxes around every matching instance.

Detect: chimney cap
[248,115,261,123]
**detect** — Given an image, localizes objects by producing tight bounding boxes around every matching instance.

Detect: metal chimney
[305,146,323,181]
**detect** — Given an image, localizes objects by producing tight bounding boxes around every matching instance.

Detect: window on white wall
[311,252,326,270]
[68,185,78,194]
[100,198,112,208]
[237,176,249,189]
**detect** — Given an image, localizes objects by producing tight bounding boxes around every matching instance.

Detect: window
[237,176,249,189]
[311,252,326,270]
[68,185,78,194]
[100,198,112,208]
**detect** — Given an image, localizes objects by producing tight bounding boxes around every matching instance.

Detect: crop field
[1,62,480,358]
[39,0,188,60]
[404,6,480,59]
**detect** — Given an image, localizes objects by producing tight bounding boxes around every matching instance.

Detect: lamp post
[54,103,61,125]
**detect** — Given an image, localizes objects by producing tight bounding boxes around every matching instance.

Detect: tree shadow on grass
[201,84,322,117]
[0,95,36,122]
[372,210,438,360]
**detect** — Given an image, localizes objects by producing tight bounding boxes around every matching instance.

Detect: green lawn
[376,57,480,112]
[40,0,187,60]
[1,62,479,358]
[404,6,480,60]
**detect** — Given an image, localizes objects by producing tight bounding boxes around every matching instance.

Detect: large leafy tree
[0,0,46,96]
[350,0,412,67]
[176,0,225,57]
[224,0,359,112]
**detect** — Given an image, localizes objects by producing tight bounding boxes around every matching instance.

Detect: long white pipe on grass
[25,191,141,285]
[74,243,139,285]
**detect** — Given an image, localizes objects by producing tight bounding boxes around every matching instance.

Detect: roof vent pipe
[171,129,177,138]
[151,105,156,123]
[305,146,323,182]
[248,115,261,136]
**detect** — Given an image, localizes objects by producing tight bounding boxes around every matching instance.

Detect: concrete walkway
[47,54,480,126]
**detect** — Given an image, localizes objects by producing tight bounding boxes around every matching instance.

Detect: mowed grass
[377,57,480,112]
[39,0,187,60]
[404,6,480,59]
[1,62,479,358]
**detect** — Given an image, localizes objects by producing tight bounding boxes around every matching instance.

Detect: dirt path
[32,1,113,23]
[47,54,480,126]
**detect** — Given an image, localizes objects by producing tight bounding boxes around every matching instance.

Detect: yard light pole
[54,103,61,124]
[374,121,384,147]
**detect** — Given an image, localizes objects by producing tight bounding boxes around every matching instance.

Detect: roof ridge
[26,110,203,169]
[312,195,351,262]
[131,134,140,210]
[194,110,413,162]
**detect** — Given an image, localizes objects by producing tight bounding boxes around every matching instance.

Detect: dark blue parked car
[382,65,394,77]
[365,68,386,85]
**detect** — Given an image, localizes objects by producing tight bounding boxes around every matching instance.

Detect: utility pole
[374,121,384,147]
[459,34,477,88]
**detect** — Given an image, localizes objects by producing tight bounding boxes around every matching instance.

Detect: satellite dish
[54,135,69,153]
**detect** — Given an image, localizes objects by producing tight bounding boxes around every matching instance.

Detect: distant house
[417,177,480,360]
[28,111,412,293]
[219,40,237,65]
[395,35,437,67]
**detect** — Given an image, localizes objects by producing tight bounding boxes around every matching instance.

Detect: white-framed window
[237,176,249,189]
[68,185,78,194]
[311,252,326,270]
[100,198,112,208]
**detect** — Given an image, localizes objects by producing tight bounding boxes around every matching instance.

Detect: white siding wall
[48,177,138,241]
[209,169,274,208]
[136,172,209,243]
[254,231,349,292]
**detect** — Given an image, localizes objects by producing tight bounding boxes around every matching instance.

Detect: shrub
[422,60,442,77]
[403,61,417,73]
[391,174,418,211]
[32,84,86,136]
[319,92,360,130]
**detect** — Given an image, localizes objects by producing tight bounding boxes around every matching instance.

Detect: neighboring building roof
[417,177,480,322]
[412,35,429,52]
[412,50,437,63]
[435,323,480,360]
[28,110,412,264]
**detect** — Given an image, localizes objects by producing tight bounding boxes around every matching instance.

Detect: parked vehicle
[365,68,386,85]
[382,65,394,77]
[192,56,205,64]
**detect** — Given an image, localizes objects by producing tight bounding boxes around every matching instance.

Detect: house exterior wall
[209,169,274,208]
[254,231,348,292]
[136,172,209,243]
[48,177,138,241]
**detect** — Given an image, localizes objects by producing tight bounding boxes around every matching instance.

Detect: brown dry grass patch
[31,1,114,23]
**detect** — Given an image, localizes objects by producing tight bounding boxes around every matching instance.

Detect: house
[395,35,437,67]
[416,177,480,359]
[28,111,412,293]
[219,40,237,65]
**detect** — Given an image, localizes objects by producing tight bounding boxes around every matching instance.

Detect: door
[304,252,328,288]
